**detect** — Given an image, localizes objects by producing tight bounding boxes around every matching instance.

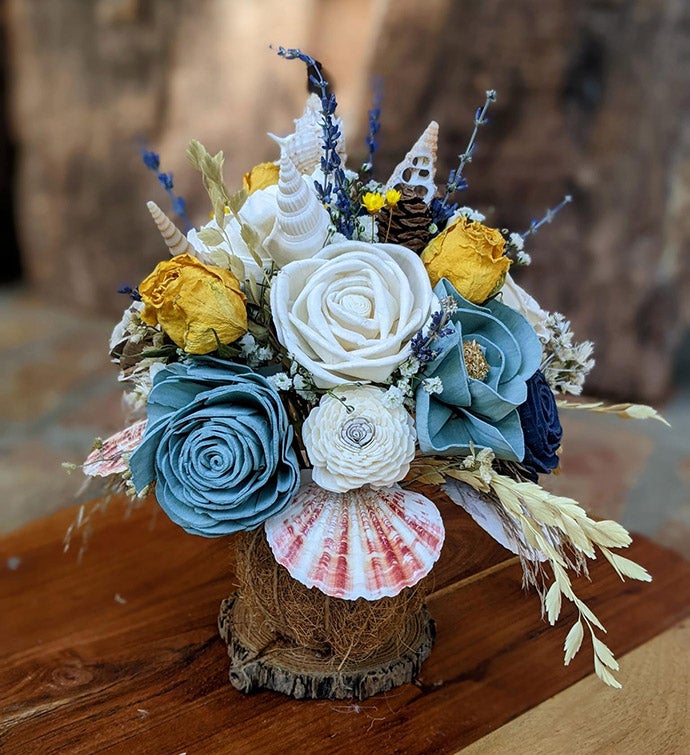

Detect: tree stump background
[5,0,689,401]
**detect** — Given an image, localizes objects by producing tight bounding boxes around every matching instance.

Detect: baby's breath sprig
[504,231,532,265]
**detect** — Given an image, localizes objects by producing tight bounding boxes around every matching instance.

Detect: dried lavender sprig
[140,148,193,232]
[362,78,383,174]
[441,89,497,207]
[276,46,355,237]
[521,195,572,239]
[410,309,454,363]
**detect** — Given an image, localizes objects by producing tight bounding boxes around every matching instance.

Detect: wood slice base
[218,594,436,700]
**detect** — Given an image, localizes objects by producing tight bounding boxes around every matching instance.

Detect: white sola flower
[302,385,416,493]
[270,240,434,388]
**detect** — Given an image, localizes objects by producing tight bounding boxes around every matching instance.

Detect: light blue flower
[415,279,542,461]
[129,358,300,537]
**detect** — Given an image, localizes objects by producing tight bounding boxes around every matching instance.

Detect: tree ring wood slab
[218,594,436,700]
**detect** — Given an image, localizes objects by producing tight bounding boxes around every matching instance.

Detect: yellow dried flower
[362,191,386,215]
[384,188,402,207]
[242,161,280,195]
[139,254,247,355]
[421,216,511,303]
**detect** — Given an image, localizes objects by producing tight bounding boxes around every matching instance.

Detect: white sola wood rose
[270,241,434,388]
[302,385,417,492]
[500,273,550,342]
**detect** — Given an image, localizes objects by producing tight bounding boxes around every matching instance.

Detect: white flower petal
[303,386,416,492]
[270,241,433,388]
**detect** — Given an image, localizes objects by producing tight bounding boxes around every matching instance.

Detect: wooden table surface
[1,492,688,754]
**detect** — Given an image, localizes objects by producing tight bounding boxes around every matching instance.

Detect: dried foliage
[405,450,651,687]
[557,399,670,426]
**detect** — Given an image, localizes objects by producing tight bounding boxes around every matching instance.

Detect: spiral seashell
[147,201,193,256]
[264,483,445,600]
[385,120,439,204]
[263,146,331,267]
[269,93,346,175]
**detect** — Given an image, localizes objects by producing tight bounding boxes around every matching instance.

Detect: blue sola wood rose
[518,369,563,480]
[129,358,301,537]
[416,279,542,461]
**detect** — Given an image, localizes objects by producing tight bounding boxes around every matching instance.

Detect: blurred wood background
[4,0,690,401]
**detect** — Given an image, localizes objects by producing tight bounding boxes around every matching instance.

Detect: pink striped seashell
[264,483,445,600]
[83,419,147,477]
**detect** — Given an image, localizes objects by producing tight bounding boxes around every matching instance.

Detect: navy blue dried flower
[518,370,563,480]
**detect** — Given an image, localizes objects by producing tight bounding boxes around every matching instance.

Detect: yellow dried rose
[242,162,280,195]
[421,216,511,303]
[139,254,247,355]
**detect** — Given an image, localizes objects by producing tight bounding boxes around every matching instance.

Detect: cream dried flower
[270,241,433,388]
[302,385,416,493]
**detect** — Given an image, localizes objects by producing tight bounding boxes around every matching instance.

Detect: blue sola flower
[129,358,300,537]
[415,279,542,461]
[518,369,563,480]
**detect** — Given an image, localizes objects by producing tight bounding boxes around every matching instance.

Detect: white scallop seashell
[263,147,331,267]
[269,93,346,175]
[385,120,439,203]
[264,483,445,600]
[147,201,193,256]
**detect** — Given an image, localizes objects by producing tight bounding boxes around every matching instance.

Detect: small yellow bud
[385,188,402,207]
[362,192,386,215]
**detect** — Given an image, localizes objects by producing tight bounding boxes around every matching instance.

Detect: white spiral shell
[263,146,331,268]
[269,93,346,175]
[147,201,193,256]
[385,120,439,203]
[264,483,445,600]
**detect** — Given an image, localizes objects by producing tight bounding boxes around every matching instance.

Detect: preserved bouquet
[78,47,666,693]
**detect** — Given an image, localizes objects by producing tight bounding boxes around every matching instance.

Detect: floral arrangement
[78,47,667,689]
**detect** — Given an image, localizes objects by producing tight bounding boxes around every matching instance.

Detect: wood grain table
[1,492,688,754]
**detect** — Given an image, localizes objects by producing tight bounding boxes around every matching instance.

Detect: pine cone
[379,186,434,253]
